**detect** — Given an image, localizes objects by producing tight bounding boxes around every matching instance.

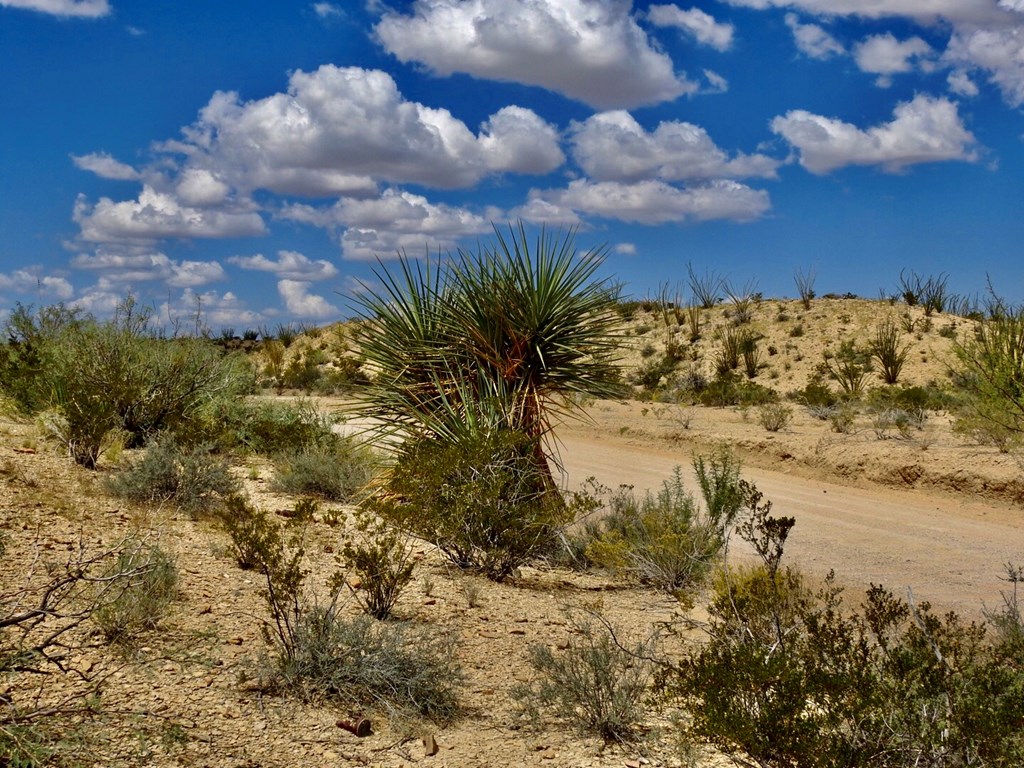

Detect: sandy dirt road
[556,425,1023,616]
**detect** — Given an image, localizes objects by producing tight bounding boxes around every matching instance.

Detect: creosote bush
[757,402,792,432]
[673,486,1024,767]
[335,509,415,620]
[513,615,658,743]
[220,494,460,722]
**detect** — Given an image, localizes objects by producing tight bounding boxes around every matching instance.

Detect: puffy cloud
[784,13,845,59]
[771,94,978,173]
[944,26,1024,106]
[70,249,227,288]
[72,152,140,181]
[508,196,584,227]
[282,188,494,260]
[71,277,127,315]
[278,280,340,319]
[73,187,266,243]
[533,179,771,224]
[375,0,695,109]
[721,1,1008,25]
[0,0,109,18]
[0,267,74,300]
[854,33,934,86]
[948,70,981,96]
[175,169,230,207]
[173,66,563,194]
[648,5,734,51]
[571,111,779,183]
[228,250,338,281]
[615,242,638,255]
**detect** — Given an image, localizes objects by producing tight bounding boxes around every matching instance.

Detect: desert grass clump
[513,615,657,743]
[93,541,178,645]
[273,608,462,723]
[106,434,238,516]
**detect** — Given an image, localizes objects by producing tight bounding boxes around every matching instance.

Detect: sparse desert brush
[513,614,658,743]
[578,452,745,595]
[757,402,792,432]
[106,433,238,516]
[1,297,250,468]
[867,319,911,384]
[334,509,414,620]
[94,540,179,645]
[271,437,374,502]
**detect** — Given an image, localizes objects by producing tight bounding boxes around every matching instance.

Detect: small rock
[423,734,439,756]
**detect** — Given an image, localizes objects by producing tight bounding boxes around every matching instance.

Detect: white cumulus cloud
[282,188,495,260]
[72,152,141,181]
[172,66,563,195]
[648,5,734,51]
[944,26,1024,106]
[947,70,981,97]
[771,94,978,173]
[571,111,780,183]
[532,179,771,224]
[0,0,109,18]
[375,0,695,109]
[228,250,338,281]
[0,267,74,300]
[784,13,845,59]
[854,33,934,86]
[159,288,265,328]
[73,187,266,243]
[70,249,227,288]
[278,280,340,319]
[722,1,1008,25]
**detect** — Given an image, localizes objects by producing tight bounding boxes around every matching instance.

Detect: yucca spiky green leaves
[349,223,625,450]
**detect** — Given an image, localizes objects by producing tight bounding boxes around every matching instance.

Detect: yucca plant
[350,223,625,487]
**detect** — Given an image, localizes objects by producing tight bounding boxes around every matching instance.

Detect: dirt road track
[557,427,1023,616]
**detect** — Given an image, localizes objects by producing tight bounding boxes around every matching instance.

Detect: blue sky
[2,0,1023,329]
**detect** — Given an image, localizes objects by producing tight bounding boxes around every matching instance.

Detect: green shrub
[106,434,238,516]
[829,404,857,433]
[93,541,178,645]
[698,372,777,408]
[217,494,285,570]
[513,615,657,743]
[757,402,792,432]
[674,492,1024,768]
[336,510,415,620]
[367,429,589,581]
[271,439,374,502]
[3,299,250,468]
[951,305,1024,451]
[212,398,340,456]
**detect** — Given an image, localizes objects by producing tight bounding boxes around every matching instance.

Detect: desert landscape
[2,284,1023,767]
